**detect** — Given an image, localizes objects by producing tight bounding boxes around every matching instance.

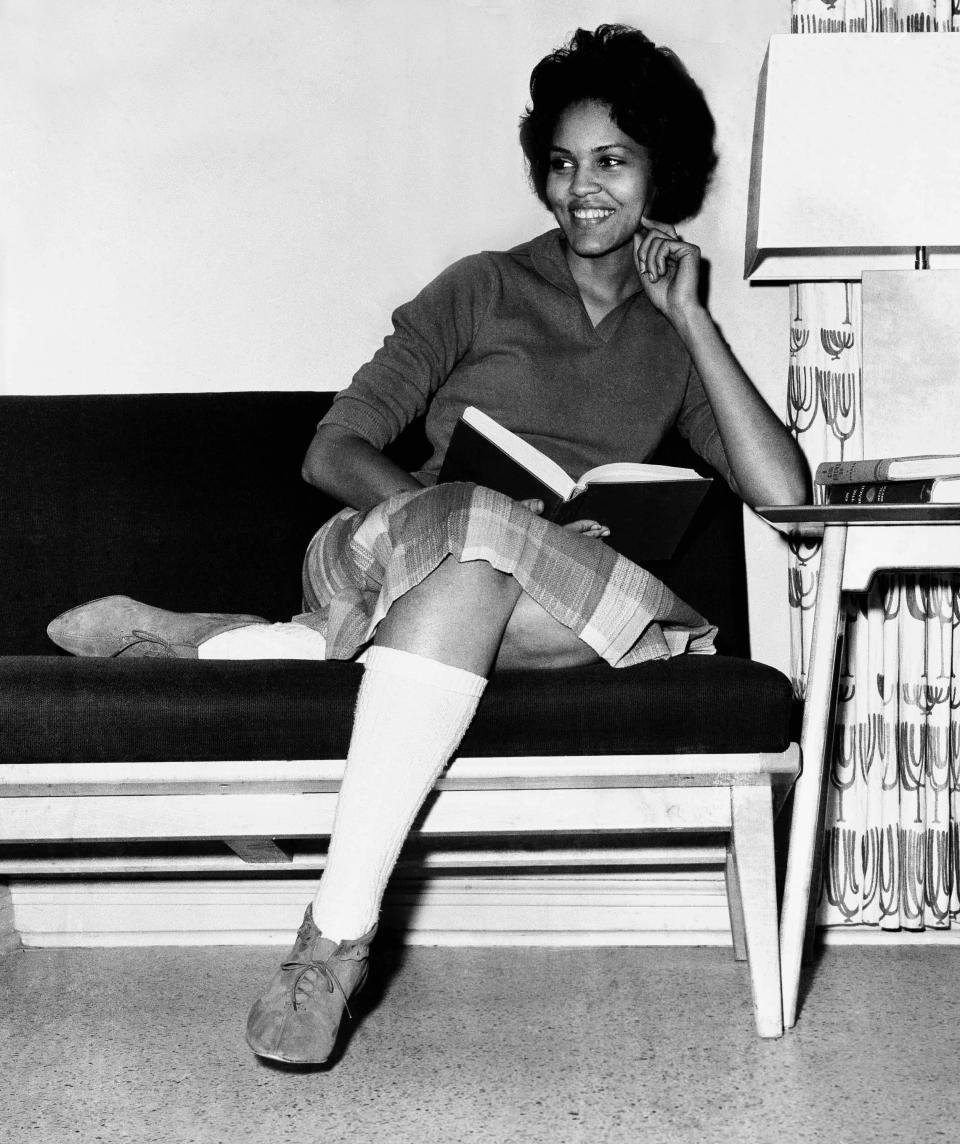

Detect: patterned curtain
[788,0,960,929]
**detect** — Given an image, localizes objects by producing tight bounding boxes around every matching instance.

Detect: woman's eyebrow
[549,143,628,154]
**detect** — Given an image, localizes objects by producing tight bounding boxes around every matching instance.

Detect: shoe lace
[111,630,186,657]
[283,923,354,1016]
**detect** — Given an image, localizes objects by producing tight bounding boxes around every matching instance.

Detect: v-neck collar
[526,229,643,341]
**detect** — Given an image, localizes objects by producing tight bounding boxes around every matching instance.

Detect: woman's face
[546,100,654,262]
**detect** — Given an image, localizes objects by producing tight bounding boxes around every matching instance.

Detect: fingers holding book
[562,518,611,540]
[517,497,609,540]
[518,498,544,515]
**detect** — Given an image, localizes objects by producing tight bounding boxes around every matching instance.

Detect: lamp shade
[745,33,960,280]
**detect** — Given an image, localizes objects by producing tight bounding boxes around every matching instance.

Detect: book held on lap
[437,405,711,562]
[816,454,960,485]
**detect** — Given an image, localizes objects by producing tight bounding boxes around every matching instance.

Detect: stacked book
[816,455,960,505]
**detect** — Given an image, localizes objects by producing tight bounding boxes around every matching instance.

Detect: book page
[578,461,702,487]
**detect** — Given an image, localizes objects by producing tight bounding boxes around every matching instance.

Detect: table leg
[780,523,846,1028]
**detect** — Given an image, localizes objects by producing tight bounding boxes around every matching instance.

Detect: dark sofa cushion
[0,654,793,764]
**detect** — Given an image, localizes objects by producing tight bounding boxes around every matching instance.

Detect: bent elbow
[741,456,811,508]
[762,467,812,508]
[301,454,321,489]
[301,428,336,490]
[301,424,373,497]
[781,460,813,506]
[301,456,320,488]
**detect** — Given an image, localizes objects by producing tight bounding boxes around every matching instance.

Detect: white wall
[0,0,793,668]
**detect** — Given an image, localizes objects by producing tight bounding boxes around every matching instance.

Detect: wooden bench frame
[0,746,799,1037]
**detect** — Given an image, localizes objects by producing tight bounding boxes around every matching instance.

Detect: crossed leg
[247,552,607,1063]
[311,554,600,940]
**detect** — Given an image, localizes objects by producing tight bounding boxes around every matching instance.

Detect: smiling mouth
[570,207,615,225]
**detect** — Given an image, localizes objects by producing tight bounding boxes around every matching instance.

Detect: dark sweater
[321,229,733,486]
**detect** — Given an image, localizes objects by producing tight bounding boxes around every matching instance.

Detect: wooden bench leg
[724,846,748,963]
[1,882,22,956]
[731,784,783,1038]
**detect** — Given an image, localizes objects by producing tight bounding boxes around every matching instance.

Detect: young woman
[49,25,808,1065]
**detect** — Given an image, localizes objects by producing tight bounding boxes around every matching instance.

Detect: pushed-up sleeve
[674,359,740,494]
[319,253,499,449]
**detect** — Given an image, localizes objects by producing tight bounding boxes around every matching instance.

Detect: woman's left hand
[563,519,610,540]
[634,216,702,323]
[518,499,609,540]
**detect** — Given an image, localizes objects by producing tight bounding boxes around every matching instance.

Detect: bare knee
[496,592,601,671]
[375,555,522,674]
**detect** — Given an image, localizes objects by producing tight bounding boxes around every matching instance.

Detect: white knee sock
[313,645,487,941]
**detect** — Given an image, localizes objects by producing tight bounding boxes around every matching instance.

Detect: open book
[437,406,711,562]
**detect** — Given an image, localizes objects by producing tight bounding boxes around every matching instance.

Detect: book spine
[823,479,933,505]
[815,459,890,484]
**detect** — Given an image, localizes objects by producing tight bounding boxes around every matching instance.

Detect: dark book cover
[824,479,934,505]
[438,414,711,562]
[550,479,711,562]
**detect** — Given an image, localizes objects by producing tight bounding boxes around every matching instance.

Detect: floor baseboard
[8,871,959,948]
[10,870,736,947]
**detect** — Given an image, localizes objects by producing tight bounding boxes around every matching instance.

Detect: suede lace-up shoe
[245,904,376,1065]
[46,595,269,658]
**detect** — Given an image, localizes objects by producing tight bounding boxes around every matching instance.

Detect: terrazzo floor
[2,941,959,1144]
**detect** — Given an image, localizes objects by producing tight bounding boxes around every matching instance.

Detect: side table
[756,503,960,1028]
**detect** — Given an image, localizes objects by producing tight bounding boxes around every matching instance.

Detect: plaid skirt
[296,483,716,667]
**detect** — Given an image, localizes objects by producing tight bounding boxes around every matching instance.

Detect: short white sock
[313,645,486,941]
[198,622,329,660]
